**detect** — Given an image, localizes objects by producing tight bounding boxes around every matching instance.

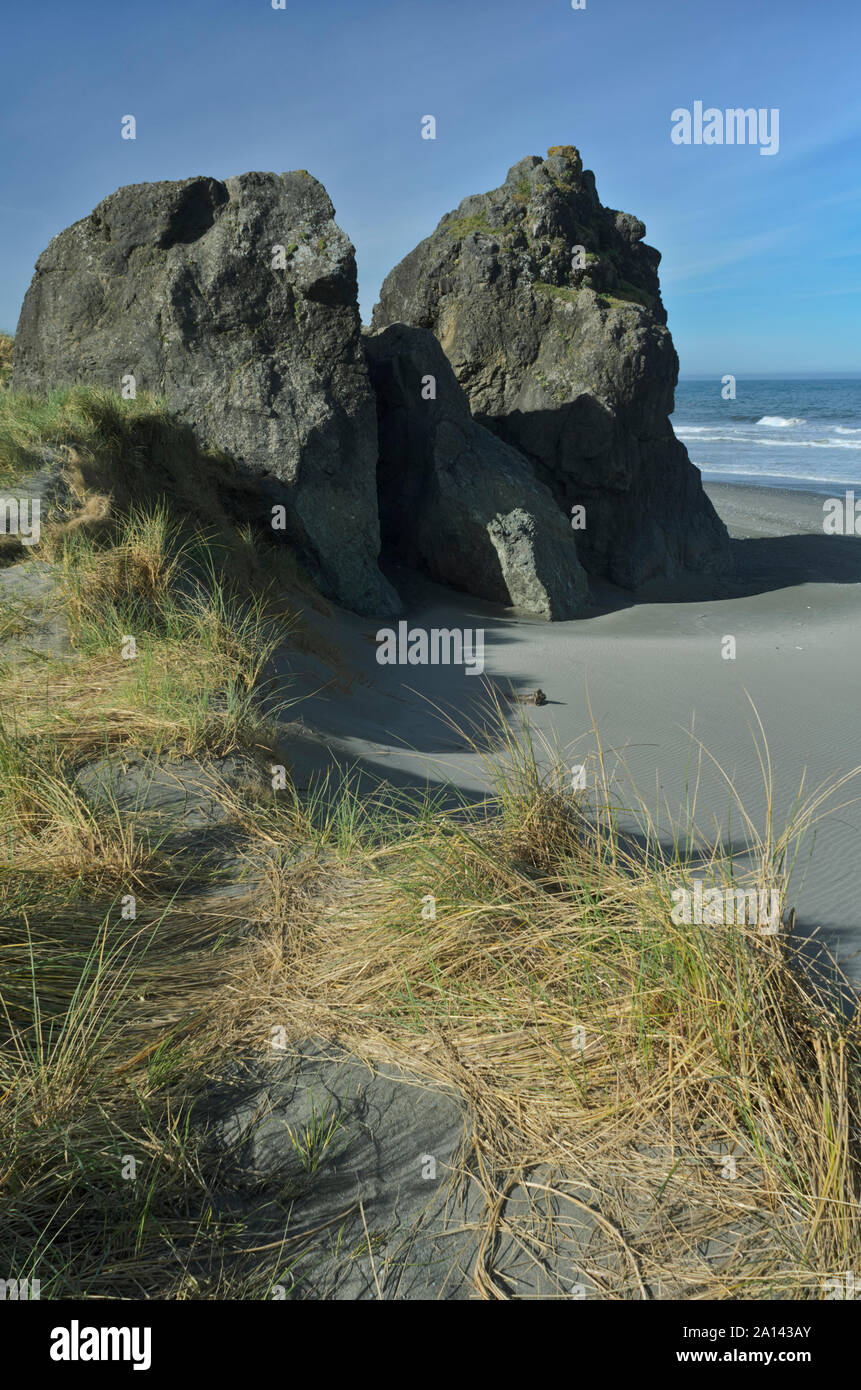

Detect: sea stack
[12,171,401,617]
[372,146,730,589]
[13,149,730,618]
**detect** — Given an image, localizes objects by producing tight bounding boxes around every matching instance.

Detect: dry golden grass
[0,333,12,392]
[210,695,861,1298]
[3,666,860,1297]
[1,416,859,1296]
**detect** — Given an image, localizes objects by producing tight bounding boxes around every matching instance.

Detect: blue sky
[2,0,859,375]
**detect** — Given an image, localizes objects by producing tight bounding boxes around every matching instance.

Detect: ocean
[672,378,861,494]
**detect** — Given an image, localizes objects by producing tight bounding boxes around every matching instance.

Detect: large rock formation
[13,172,400,615]
[372,147,730,589]
[13,152,730,620]
[365,323,589,619]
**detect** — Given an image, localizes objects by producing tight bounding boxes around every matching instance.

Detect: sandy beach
[279,480,861,992]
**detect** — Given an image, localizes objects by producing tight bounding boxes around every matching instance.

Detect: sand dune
[277,482,861,992]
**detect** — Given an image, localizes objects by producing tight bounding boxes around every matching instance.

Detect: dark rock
[364,324,589,619]
[372,147,730,589]
[13,173,400,617]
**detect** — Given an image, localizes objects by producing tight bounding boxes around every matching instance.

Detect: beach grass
[0,333,13,392]
[222,694,861,1298]
[1,394,860,1298]
[1,636,860,1295]
[0,504,292,887]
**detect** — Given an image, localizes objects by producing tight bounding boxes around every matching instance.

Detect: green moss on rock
[533,281,579,304]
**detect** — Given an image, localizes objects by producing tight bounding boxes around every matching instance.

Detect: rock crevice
[365,323,589,619]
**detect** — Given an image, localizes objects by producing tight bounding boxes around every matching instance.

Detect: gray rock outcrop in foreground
[13,172,399,616]
[373,146,730,589]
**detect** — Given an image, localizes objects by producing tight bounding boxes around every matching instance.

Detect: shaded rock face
[13,173,399,616]
[372,147,730,589]
[364,323,589,619]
